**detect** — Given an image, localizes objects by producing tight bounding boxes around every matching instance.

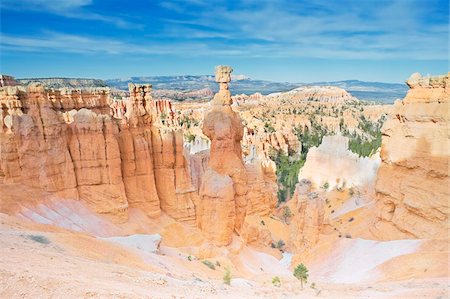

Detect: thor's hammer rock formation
[198,66,250,246]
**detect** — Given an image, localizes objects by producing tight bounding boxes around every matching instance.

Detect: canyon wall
[373,72,450,239]
[0,74,275,236]
[0,83,197,223]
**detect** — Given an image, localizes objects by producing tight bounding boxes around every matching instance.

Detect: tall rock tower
[374,72,449,239]
[198,66,249,246]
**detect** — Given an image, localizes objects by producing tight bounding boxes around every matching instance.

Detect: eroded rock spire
[198,65,249,246]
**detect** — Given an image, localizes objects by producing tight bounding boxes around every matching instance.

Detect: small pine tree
[272,276,281,287]
[282,206,292,223]
[293,263,309,289]
[223,267,232,285]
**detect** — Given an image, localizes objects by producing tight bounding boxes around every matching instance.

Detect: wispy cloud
[156,0,449,60]
[0,0,142,29]
[1,0,447,61]
[0,31,247,56]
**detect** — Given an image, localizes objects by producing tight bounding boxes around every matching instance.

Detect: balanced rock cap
[215,65,233,83]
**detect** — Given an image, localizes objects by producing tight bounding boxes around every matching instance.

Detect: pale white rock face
[100,234,162,254]
[267,86,357,104]
[185,135,210,155]
[298,134,380,189]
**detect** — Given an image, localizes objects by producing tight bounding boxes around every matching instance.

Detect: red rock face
[151,127,197,224]
[373,73,450,239]
[0,83,198,223]
[117,126,161,218]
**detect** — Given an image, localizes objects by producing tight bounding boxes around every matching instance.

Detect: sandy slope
[0,184,448,298]
[1,212,448,299]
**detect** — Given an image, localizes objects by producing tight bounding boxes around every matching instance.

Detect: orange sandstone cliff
[0,71,275,237]
[373,72,450,239]
[0,83,197,223]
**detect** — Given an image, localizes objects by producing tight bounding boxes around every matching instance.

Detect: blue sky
[0,0,448,83]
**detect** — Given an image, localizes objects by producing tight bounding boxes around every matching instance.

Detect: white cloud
[1,0,447,60]
[0,31,246,56]
[1,0,91,13]
[0,0,141,29]
[157,0,449,60]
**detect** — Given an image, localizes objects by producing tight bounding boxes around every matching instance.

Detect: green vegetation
[160,112,167,125]
[322,182,329,190]
[179,115,199,129]
[271,239,285,250]
[348,132,382,157]
[342,115,385,157]
[264,122,276,133]
[293,263,309,289]
[272,276,281,287]
[202,260,216,270]
[268,106,386,203]
[184,132,196,143]
[26,234,50,244]
[270,150,305,203]
[282,206,292,223]
[223,267,232,285]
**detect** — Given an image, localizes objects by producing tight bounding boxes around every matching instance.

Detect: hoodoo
[197,66,250,246]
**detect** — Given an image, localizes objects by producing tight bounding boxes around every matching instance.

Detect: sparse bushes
[272,276,281,287]
[271,239,285,250]
[349,188,354,196]
[184,132,196,143]
[160,112,167,125]
[293,263,309,289]
[202,260,216,270]
[277,188,288,204]
[223,267,232,285]
[276,239,285,249]
[26,235,50,244]
[264,122,276,133]
[282,206,292,223]
[322,182,329,190]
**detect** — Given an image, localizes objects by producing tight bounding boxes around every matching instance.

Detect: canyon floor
[0,183,448,298]
[1,212,448,299]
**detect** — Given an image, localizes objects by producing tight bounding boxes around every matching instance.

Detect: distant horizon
[1,0,448,83]
[11,73,413,85]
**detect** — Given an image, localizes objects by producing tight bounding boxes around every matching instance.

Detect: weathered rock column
[198,66,249,246]
[373,72,450,239]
